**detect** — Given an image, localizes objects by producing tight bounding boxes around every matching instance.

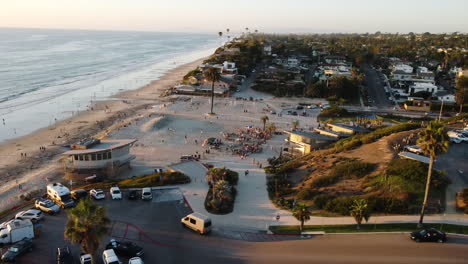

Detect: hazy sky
[1,0,467,33]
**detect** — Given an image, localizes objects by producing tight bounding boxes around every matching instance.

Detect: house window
[84,155,89,161]
[79,155,84,161]
[74,155,78,161]
[91,154,96,161]
[108,152,112,159]
[97,154,102,160]
[102,153,107,159]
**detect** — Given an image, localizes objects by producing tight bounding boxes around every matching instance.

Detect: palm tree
[455,76,468,114]
[204,67,221,115]
[350,199,371,229]
[292,120,299,130]
[260,115,269,130]
[416,121,449,227]
[292,204,311,232]
[64,198,110,256]
[266,123,277,134]
[218,31,223,46]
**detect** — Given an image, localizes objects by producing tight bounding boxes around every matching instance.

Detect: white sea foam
[0,28,219,143]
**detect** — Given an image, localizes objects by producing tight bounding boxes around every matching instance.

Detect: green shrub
[319,106,349,118]
[311,174,341,188]
[311,160,375,188]
[296,188,317,200]
[333,122,421,153]
[324,196,357,215]
[313,194,336,209]
[368,196,409,214]
[207,167,239,186]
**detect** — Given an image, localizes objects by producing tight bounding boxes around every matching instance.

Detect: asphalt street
[362,64,393,109]
[5,187,468,264]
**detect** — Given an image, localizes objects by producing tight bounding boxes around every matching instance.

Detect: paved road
[362,64,393,109]
[241,233,468,264]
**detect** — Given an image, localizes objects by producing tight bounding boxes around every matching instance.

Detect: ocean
[0,28,219,143]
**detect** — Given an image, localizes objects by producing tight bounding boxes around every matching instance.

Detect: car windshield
[420,230,427,236]
[44,201,55,207]
[143,192,150,195]
[112,190,120,194]
[9,247,19,253]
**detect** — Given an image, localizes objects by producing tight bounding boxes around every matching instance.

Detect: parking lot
[1,188,251,264]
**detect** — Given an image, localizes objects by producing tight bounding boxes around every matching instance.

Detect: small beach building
[61,138,137,179]
[284,130,337,155]
[326,123,369,135]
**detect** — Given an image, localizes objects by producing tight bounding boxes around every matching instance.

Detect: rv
[0,220,34,246]
[47,183,75,208]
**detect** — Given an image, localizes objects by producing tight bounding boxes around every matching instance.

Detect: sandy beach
[0,57,205,208]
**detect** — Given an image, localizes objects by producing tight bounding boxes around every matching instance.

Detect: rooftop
[63,139,137,155]
[285,130,338,141]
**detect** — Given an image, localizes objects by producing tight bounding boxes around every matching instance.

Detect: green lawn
[270,223,468,234]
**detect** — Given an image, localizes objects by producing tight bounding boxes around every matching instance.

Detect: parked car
[448,131,468,143]
[307,105,318,109]
[296,105,304,110]
[105,239,144,258]
[56,246,73,264]
[141,188,152,201]
[102,249,120,264]
[403,145,423,155]
[129,257,144,264]
[127,190,138,200]
[80,253,92,264]
[180,155,199,161]
[90,189,105,200]
[71,189,89,201]
[410,228,447,243]
[35,198,61,214]
[1,238,33,262]
[270,110,276,115]
[110,187,122,200]
[0,220,14,231]
[15,209,44,223]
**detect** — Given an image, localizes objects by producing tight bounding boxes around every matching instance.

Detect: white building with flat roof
[62,139,136,178]
[409,82,439,95]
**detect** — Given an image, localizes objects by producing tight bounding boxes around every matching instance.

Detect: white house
[263,45,272,56]
[437,93,456,103]
[287,57,300,68]
[409,82,439,95]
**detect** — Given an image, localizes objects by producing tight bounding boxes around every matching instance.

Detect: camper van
[181,213,212,235]
[47,183,75,208]
[0,220,34,246]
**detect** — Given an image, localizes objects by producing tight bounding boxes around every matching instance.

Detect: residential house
[409,82,439,95]
[284,130,337,155]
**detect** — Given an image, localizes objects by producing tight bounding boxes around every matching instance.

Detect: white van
[102,249,121,264]
[181,212,212,235]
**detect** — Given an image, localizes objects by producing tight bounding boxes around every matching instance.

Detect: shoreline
[0,56,206,199]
